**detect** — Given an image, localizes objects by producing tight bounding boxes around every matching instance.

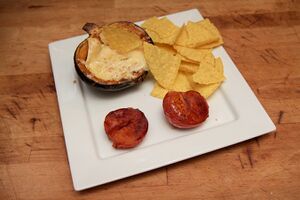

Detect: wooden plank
[0,0,299,199]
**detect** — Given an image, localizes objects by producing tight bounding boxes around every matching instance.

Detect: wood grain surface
[0,0,299,199]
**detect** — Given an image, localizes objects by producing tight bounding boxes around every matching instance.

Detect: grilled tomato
[104,108,148,148]
[163,91,209,128]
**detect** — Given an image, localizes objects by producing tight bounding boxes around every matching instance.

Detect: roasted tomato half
[162,91,209,129]
[104,108,148,149]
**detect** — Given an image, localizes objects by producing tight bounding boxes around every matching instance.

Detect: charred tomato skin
[104,108,148,149]
[162,91,209,129]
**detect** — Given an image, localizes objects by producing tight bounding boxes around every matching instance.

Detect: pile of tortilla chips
[141,17,225,99]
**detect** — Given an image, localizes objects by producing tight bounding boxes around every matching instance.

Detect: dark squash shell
[74,22,153,91]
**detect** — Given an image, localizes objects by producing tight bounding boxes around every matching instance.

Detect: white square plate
[49,9,276,191]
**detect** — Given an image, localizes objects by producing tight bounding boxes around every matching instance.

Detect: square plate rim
[49,8,276,191]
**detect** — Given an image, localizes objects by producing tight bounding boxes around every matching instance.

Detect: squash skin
[74,22,153,91]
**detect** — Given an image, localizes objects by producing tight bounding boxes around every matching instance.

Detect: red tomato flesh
[104,108,148,149]
[162,91,209,128]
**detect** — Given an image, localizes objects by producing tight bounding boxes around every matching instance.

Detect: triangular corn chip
[142,17,180,45]
[144,42,181,89]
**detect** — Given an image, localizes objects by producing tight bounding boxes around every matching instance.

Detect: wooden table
[1,0,299,199]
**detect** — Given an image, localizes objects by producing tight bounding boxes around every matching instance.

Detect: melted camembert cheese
[85,38,147,81]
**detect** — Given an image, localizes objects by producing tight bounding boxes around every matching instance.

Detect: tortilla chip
[155,43,177,55]
[203,51,215,66]
[174,25,189,46]
[192,82,221,98]
[179,61,199,73]
[175,21,219,48]
[198,39,223,49]
[176,53,199,64]
[151,82,168,99]
[192,61,224,84]
[215,57,225,76]
[101,25,142,53]
[174,45,211,62]
[142,17,180,45]
[171,72,192,92]
[198,19,222,39]
[196,19,223,48]
[186,74,221,98]
[143,42,181,89]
